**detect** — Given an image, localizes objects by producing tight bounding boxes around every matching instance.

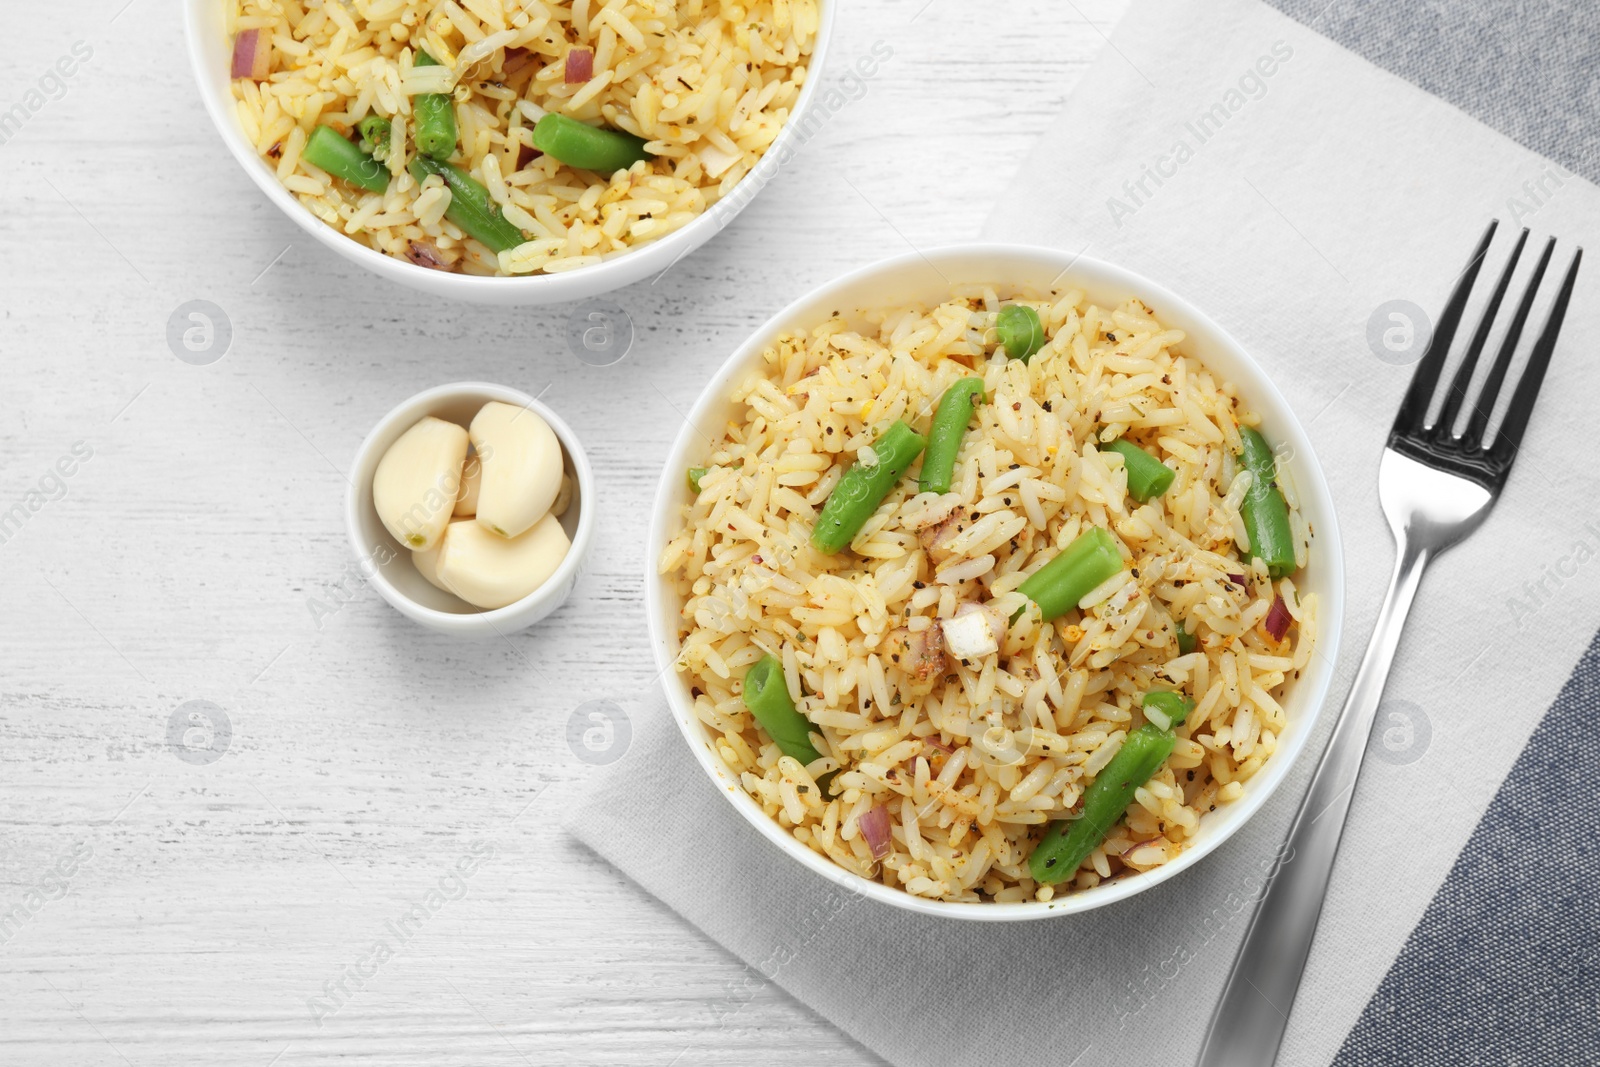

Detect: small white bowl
[348,382,593,635]
[647,244,1346,920]
[182,0,835,306]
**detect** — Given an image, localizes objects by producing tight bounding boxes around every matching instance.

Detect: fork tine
[1392,221,1497,436]
[1461,236,1554,449]
[1436,228,1528,437]
[1489,247,1583,465]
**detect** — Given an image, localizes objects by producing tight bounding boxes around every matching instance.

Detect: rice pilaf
[658,285,1318,903]
[226,0,819,275]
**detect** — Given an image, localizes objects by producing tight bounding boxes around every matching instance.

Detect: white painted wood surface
[0,1,1125,1062]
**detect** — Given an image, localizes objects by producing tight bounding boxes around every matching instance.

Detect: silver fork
[1196,221,1583,1067]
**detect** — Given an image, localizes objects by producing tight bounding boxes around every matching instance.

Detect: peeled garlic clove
[435,513,570,609]
[453,449,482,517]
[550,474,573,518]
[412,542,451,593]
[469,401,563,539]
[373,416,469,551]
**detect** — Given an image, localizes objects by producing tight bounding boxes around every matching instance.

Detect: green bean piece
[742,654,823,765]
[1175,622,1196,655]
[532,113,651,173]
[356,115,393,161]
[688,467,707,493]
[412,51,458,161]
[1236,427,1297,579]
[996,304,1045,363]
[810,421,928,555]
[1017,526,1124,621]
[1104,438,1176,502]
[1141,690,1194,730]
[1030,723,1176,884]
[407,157,526,253]
[919,377,985,494]
[301,125,389,192]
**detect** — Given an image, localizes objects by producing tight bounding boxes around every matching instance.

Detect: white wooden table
[0,1,1124,1062]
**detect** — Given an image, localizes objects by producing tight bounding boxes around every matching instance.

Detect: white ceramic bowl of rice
[648,245,1345,920]
[183,0,834,304]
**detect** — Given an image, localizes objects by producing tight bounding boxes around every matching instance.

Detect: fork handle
[1196,537,1430,1066]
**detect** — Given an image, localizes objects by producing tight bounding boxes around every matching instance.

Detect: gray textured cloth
[1266,0,1600,185]
[1334,627,1600,1065]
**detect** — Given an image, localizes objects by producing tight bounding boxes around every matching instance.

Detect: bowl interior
[646,244,1346,920]
[183,0,837,304]
[349,384,586,617]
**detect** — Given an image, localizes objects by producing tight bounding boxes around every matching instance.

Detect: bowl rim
[345,380,595,631]
[644,242,1346,921]
[181,0,837,302]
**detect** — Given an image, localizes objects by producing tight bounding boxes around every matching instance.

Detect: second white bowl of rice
[184,0,835,304]
[648,245,1345,920]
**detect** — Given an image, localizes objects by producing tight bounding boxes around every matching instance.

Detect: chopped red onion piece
[231,28,271,80]
[858,805,892,860]
[1264,594,1292,642]
[230,30,256,77]
[501,47,537,81]
[1227,572,1247,585]
[565,48,594,84]
[404,240,457,272]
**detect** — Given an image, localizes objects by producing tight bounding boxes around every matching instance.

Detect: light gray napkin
[569,2,1600,1064]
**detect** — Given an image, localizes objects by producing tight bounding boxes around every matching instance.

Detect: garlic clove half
[468,401,563,539]
[373,416,470,551]
[434,513,570,609]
